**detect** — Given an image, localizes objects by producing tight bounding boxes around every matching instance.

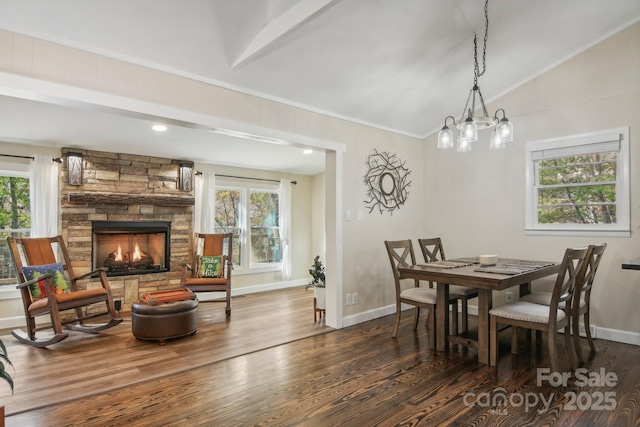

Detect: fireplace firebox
[92,221,171,276]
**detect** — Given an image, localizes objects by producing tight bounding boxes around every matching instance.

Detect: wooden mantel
[67,192,195,206]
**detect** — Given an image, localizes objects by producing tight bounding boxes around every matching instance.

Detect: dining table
[398,257,560,365]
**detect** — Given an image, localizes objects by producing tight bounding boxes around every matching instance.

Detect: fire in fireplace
[92,221,171,276]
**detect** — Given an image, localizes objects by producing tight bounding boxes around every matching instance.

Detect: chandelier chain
[461,88,473,120]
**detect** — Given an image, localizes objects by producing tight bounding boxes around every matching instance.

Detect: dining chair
[572,243,606,362]
[384,239,459,349]
[417,238,478,333]
[489,246,591,372]
[520,243,607,363]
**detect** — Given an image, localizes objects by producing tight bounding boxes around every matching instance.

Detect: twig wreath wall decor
[363,149,412,214]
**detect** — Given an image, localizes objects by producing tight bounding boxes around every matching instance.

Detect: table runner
[421,260,475,269]
[450,257,480,264]
[474,261,554,275]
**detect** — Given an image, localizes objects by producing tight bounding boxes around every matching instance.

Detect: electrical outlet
[505,291,514,303]
[352,292,358,305]
[346,293,352,306]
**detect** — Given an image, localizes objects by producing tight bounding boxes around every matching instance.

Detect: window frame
[525,127,630,237]
[215,178,282,274]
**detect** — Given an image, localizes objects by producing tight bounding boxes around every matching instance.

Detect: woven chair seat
[489,301,566,324]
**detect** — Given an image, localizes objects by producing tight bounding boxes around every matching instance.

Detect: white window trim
[525,127,630,237]
[216,178,282,274]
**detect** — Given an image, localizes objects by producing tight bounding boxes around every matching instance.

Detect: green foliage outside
[215,189,240,231]
[0,176,30,281]
[250,192,280,263]
[0,176,30,231]
[215,189,241,265]
[250,192,278,228]
[537,152,617,224]
[215,189,281,265]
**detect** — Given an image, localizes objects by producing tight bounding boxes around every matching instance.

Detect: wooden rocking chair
[181,233,233,316]
[7,235,123,347]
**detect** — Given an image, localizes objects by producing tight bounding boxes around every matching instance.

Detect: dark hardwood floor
[2,287,638,426]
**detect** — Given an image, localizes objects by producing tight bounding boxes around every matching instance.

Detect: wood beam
[67,192,194,206]
[232,0,336,68]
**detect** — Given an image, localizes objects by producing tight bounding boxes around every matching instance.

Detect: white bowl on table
[479,254,498,266]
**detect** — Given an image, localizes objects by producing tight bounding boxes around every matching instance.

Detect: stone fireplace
[60,148,194,310]
[92,221,171,276]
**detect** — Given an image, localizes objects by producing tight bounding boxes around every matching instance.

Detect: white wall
[422,22,640,344]
[340,130,424,323]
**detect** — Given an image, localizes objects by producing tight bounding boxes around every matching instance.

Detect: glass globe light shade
[459,117,478,144]
[437,127,454,149]
[490,128,506,150]
[496,118,513,143]
[457,134,472,152]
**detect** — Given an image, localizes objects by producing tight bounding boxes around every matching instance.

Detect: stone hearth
[60,148,194,310]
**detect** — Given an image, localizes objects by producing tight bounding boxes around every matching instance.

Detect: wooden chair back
[194,233,233,278]
[9,235,78,293]
[418,238,447,288]
[384,239,418,295]
[576,243,607,296]
[572,243,606,361]
[549,246,591,320]
[201,233,228,257]
[418,237,446,263]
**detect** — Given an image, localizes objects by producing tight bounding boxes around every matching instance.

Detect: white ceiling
[0,0,638,175]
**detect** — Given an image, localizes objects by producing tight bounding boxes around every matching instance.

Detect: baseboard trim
[0,287,20,300]
[196,279,307,301]
[590,325,640,346]
[343,304,397,328]
[0,315,25,330]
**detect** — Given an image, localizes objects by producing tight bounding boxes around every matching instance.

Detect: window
[214,180,281,272]
[0,173,31,284]
[525,127,629,236]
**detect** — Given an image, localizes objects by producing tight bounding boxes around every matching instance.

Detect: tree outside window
[215,185,281,270]
[0,175,30,283]
[537,152,617,224]
[250,191,280,265]
[215,189,241,266]
[525,127,629,236]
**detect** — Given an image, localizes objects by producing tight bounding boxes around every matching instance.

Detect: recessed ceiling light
[152,124,167,132]
[303,149,313,155]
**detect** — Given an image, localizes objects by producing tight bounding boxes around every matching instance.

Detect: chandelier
[437,0,513,152]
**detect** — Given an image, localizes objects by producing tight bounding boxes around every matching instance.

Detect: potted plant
[0,338,13,427]
[305,255,326,309]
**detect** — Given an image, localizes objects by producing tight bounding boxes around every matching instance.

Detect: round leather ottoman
[132,298,199,345]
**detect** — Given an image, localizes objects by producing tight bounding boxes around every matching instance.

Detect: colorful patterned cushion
[21,263,71,300]
[197,256,224,278]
